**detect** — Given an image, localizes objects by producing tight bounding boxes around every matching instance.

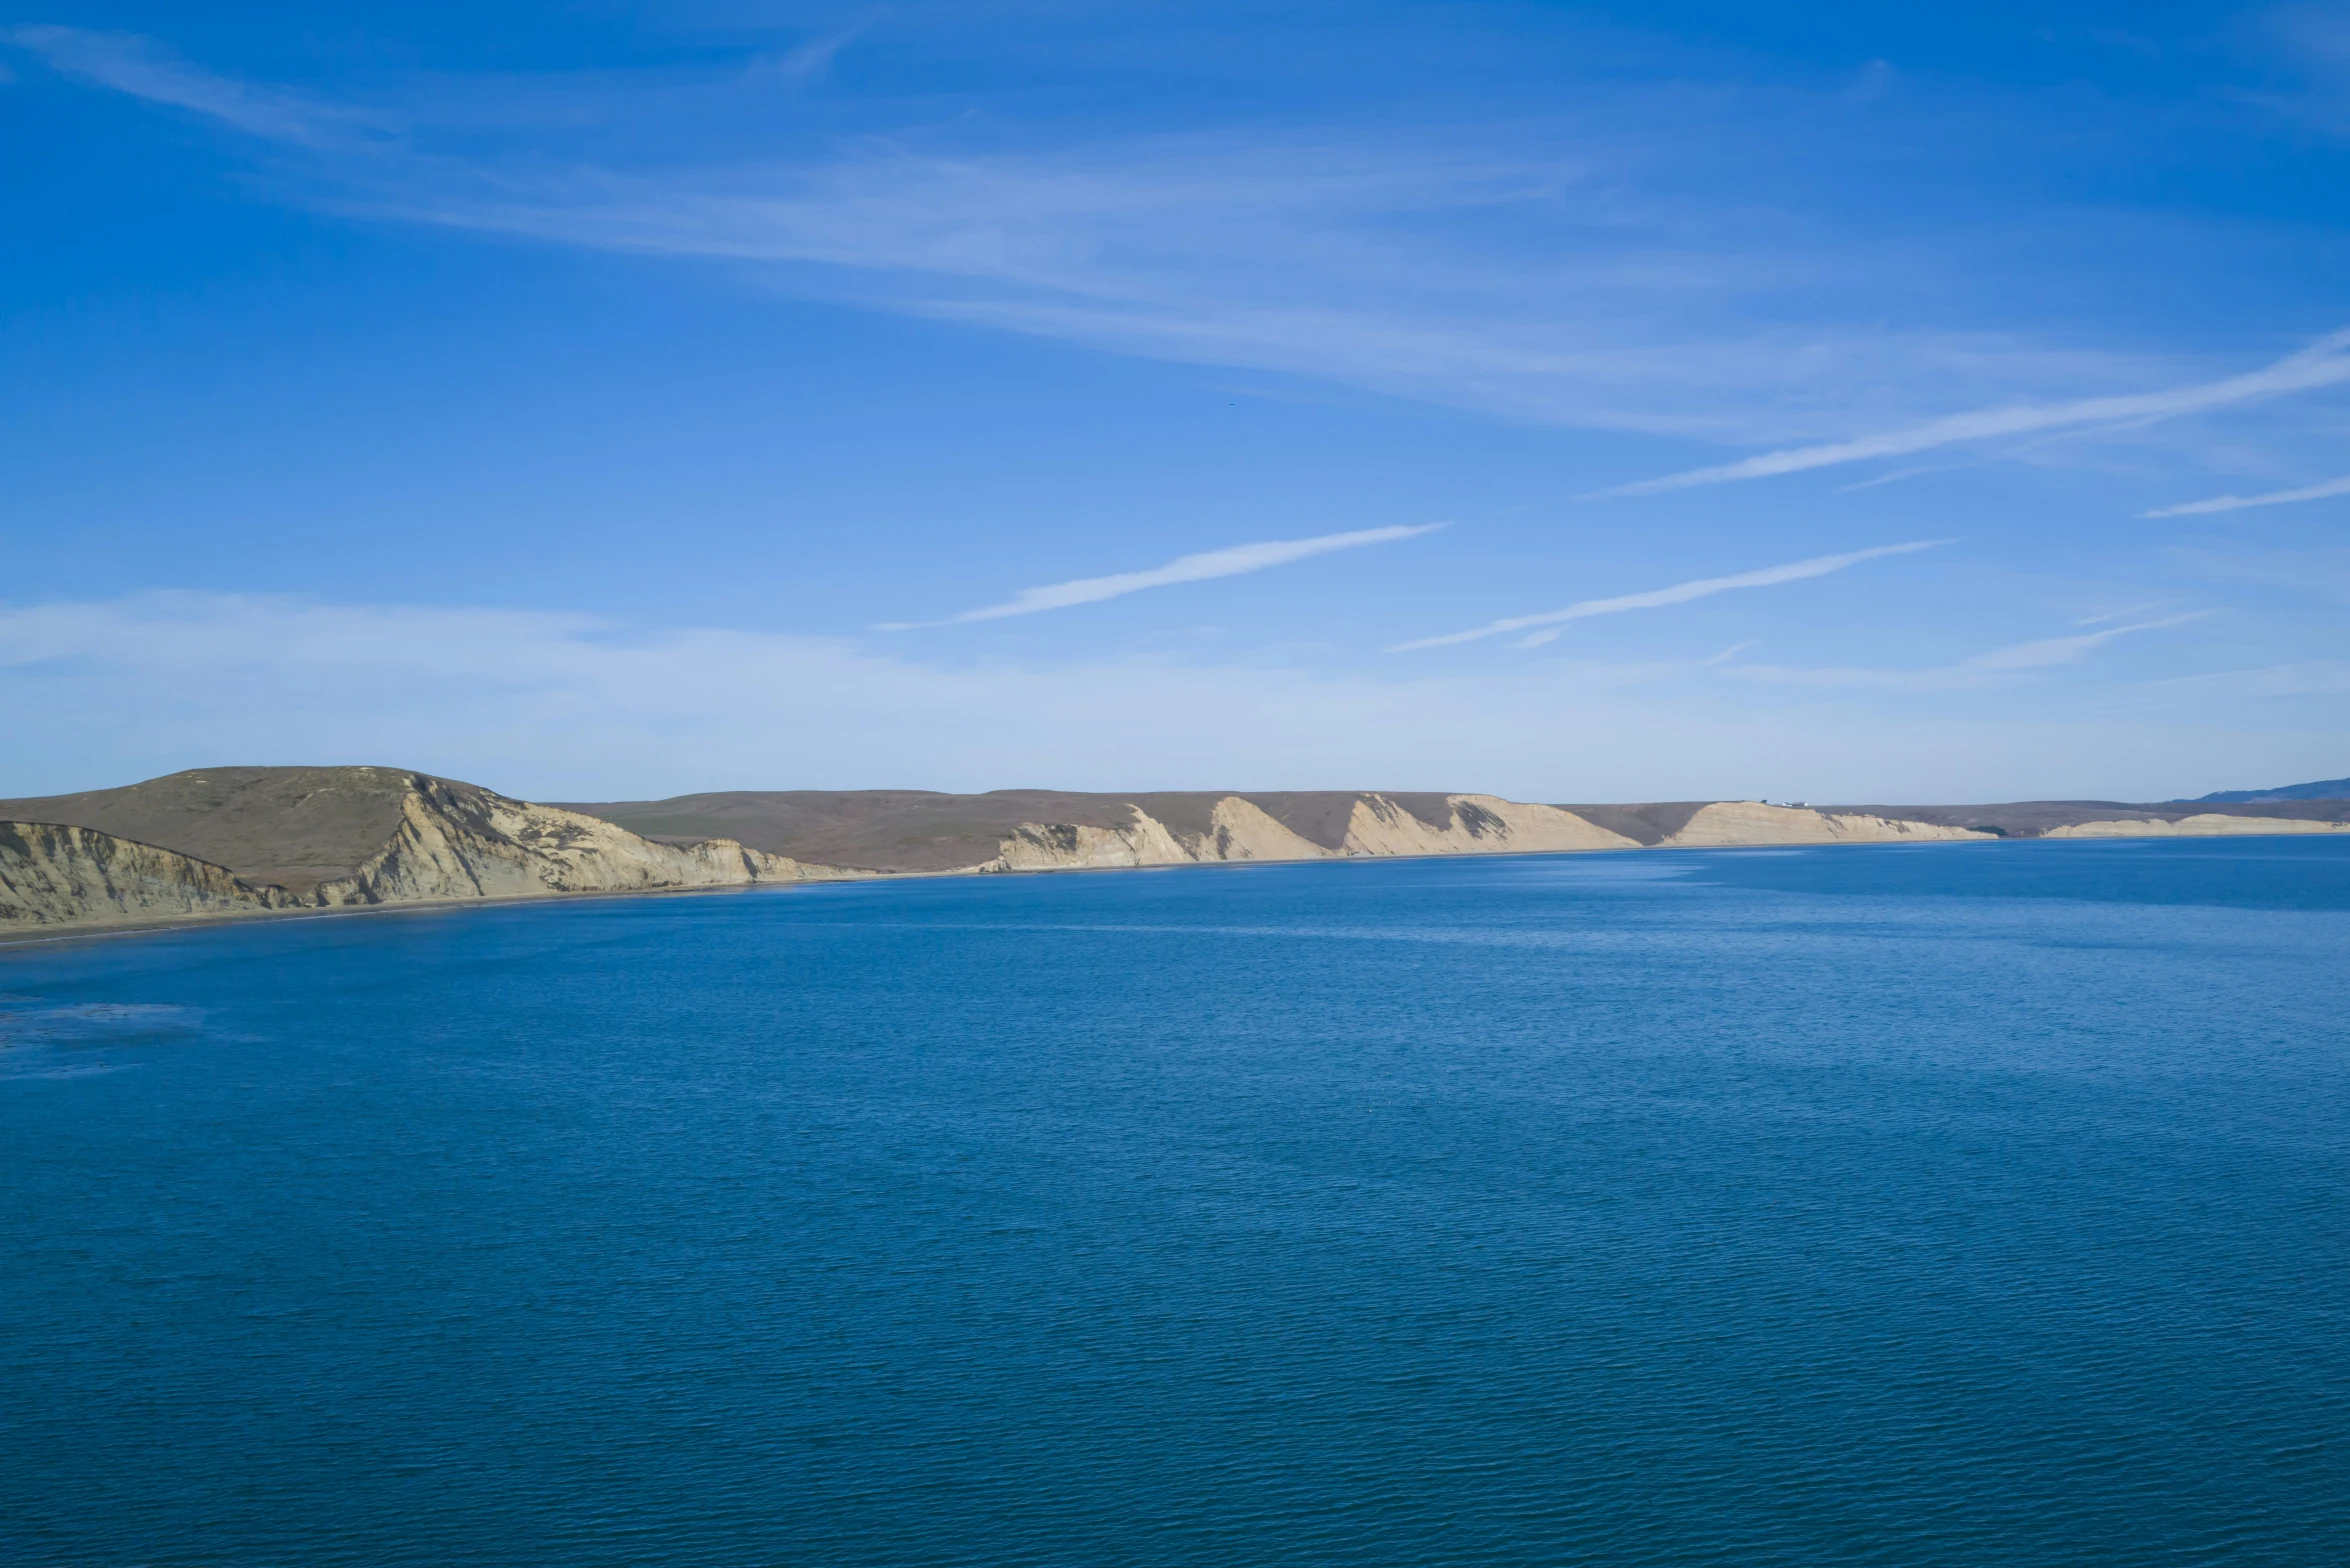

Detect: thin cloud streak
[2142,471,2350,518]
[1730,611,2214,689]
[1964,611,2215,671]
[1598,328,2350,496]
[878,524,1443,628]
[10,25,2241,453]
[22,19,2350,587]
[2075,600,2171,625]
[1,24,368,144]
[2137,661,2350,700]
[751,23,866,90]
[1390,540,1948,652]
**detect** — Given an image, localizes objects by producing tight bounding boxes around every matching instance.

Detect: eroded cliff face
[984,818,1182,873]
[2,775,855,933]
[1338,794,1638,856]
[969,794,2017,873]
[18,769,2343,934]
[1195,797,1331,861]
[976,793,1640,872]
[0,821,289,928]
[2043,813,2350,840]
[1657,802,1994,848]
[308,776,834,906]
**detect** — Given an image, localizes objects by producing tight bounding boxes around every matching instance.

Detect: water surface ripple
[5,838,2347,1565]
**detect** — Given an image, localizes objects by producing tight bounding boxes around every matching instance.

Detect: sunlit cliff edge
[4,767,2347,935]
[0,769,840,934]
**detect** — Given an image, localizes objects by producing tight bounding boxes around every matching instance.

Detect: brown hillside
[0,766,427,894]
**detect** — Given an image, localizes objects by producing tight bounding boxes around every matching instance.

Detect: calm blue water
[5,838,2348,1566]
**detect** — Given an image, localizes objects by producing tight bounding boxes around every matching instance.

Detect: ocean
[5,837,2347,1566]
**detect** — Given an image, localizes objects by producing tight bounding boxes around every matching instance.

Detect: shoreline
[6,824,2342,953]
[0,877,818,952]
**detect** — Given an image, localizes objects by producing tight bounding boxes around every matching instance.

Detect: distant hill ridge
[7,767,2350,936]
[2189,776,2350,803]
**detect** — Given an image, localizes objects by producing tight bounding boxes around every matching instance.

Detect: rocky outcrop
[968,795,2019,873]
[987,802,1275,872]
[2,774,860,933]
[306,775,837,906]
[976,793,1638,872]
[2043,813,2350,840]
[1657,802,1994,848]
[0,821,289,928]
[1192,796,1334,861]
[1337,794,1638,856]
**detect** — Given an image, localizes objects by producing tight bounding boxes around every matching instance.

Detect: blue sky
[4,1,2348,800]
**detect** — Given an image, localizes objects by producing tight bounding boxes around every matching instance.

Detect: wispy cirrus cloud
[1732,610,2215,689]
[1598,329,2350,496]
[2142,471,2350,518]
[2139,660,2350,700]
[878,524,1442,628]
[749,22,868,91]
[2075,600,2171,626]
[1389,540,1947,652]
[1964,611,2215,671]
[16,19,2350,506]
[0,21,2229,454]
[0,24,374,144]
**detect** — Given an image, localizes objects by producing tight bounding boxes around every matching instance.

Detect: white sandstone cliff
[19,774,2340,935]
[2043,813,2350,840]
[1658,802,1993,848]
[1193,797,1334,861]
[0,821,291,928]
[971,795,2010,873]
[308,776,836,906]
[1335,794,1638,857]
[977,793,1638,872]
[2,775,857,933]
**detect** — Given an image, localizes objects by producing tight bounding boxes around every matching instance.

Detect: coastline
[0,877,851,952]
[9,821,2343,952]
